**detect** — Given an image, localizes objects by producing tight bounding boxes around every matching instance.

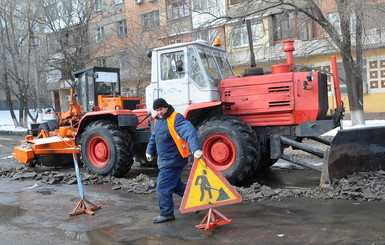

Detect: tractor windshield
[197,47,234,87]
[214,52,233,79]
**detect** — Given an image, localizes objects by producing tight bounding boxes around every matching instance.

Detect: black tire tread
[134,143,157,167]
[81,120,134,177]
[197,115,260,185]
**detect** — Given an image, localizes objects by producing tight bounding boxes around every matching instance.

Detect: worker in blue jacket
[146,98,202,223]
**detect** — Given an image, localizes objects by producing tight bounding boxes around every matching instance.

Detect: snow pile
[322,120,385,136]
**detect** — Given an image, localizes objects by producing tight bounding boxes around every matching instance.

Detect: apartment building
[225,0,385,118]
[89,0,196,98]
[48,0,385,117]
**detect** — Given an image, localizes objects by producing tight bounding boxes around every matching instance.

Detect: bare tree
[91,0,193,98]
[33,0,98,90]
[0,0,43,127]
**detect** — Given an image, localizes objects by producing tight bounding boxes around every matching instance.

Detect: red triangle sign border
[180,156,242,213]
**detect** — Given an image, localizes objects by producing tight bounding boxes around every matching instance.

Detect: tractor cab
[146,41,234,114]
[73,66,141,112]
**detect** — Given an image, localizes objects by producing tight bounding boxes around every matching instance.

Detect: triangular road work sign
[180,157,242,213]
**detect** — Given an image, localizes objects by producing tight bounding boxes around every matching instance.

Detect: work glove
[146,153,154,161]
[193,150,203,159]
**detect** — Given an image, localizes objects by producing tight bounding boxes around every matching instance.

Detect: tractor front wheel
[197,115,260,186]
[80,120,134,177]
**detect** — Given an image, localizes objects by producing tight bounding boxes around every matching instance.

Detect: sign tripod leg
[195,208,232,230]
[68,153,101,216]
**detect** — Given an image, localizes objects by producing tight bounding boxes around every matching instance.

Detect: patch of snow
[0,110,55,131]
[322,120,385,136]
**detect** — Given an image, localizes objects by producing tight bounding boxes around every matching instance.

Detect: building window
[167,0,190,20]
[15,19,24,30]
[229,0,248,5]
[273,11,310,41]
[15,4,22,13]
[193,1,207,11]
[193,28,218,43]
[95,0,103,11]
[48,69,62,80]
[32,23,39,32]
[32,37,40,47]
[327,12,356,35]
[97,58,107,67]
[30,6,37,14]
[117,20,127,37]
[142,10,160,30]
[367,57,385,93]
[96,27,104,43]
[231,22,263,48]
[115,0,124,4]
[0,19,7,28]
[169,39,182,44]
[18,37,26,46]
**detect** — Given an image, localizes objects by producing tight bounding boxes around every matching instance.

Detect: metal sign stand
[195,208,231,230]
[69,153,101,216]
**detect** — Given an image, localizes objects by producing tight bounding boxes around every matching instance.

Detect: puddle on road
[57,228,200,245]
[54,226,125,245]
[130,235,199,245]
[36,188,55,195]
[0,205,25,220]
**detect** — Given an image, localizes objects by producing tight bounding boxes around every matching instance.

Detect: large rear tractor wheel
[197,115,260,186]
[80,120,134,177]
[134,143,157,167]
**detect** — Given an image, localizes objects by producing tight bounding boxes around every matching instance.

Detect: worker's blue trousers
[157,167,186,217]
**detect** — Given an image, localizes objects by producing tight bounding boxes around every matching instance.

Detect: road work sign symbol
[179,157,242,213]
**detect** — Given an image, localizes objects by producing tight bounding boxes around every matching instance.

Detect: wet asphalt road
[1,135,385,244]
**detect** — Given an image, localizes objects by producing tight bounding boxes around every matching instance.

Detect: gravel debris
[1,166,385,201]
[0,166,156,194]
[236,170,385,202]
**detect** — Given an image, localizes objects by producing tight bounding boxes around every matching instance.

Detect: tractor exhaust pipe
[271,41,295,74]
[283,40,295,66]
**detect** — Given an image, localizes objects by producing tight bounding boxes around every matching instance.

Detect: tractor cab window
[198,47,222,87]
[94,71,119,95]
[77,72,88,110]
[160,51,185,80]
[188,47,207,88]
[96,82,114,93]
[214,52,233,79]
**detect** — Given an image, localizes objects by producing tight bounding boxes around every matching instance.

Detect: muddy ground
[2,134,385,244]
[2,135,385,203]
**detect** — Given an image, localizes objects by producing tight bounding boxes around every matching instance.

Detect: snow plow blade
[325,126,385,181]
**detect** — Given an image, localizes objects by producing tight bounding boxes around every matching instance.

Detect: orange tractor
[13,42,385,186]
[13,66,145,176]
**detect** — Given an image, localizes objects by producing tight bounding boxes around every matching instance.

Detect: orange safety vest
[155,111,190,158]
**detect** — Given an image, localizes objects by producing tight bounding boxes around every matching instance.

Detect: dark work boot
[152,214,175,223]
